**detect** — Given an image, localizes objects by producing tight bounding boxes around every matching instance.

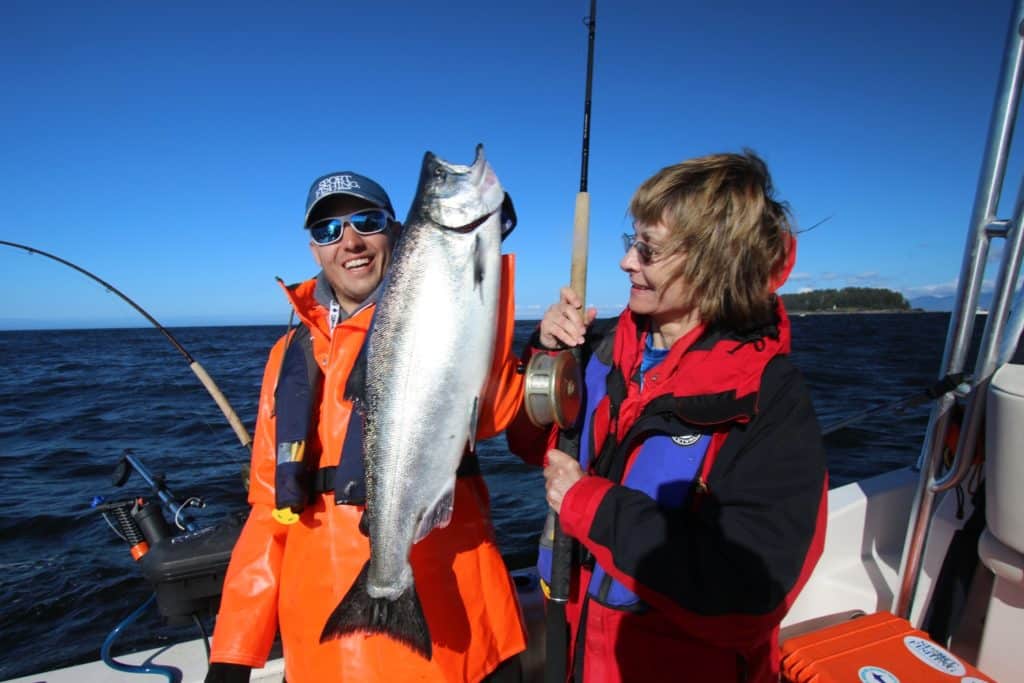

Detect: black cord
[193,613,211,661]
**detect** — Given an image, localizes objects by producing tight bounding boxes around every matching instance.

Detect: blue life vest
[538,336,711,610]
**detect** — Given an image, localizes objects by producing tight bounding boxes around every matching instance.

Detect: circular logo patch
[858,666,899,683]
[671,433,701,446]
[903,636,966,676]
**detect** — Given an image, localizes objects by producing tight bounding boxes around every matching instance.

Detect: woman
[508,151,827,682]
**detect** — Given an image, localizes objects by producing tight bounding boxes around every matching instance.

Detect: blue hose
[101,594,181,682]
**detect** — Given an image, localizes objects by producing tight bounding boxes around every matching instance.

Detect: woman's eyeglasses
[308,209,393,246]
[622,233,657,264]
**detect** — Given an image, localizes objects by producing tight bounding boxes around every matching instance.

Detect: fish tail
[319,561,432,660]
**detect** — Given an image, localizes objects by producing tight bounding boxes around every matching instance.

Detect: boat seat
[985,363,1024,558]
[978,528,1024,585]
[981,361,1024,602]
[945,362,1024,681]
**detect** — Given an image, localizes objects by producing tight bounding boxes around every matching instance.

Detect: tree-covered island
[781,287,911,312]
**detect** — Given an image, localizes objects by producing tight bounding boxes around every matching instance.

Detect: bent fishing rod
[0,239,253,452]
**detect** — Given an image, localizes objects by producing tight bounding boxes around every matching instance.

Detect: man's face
[308,195,395,313]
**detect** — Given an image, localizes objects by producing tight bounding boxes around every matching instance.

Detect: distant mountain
[909,291,993,312]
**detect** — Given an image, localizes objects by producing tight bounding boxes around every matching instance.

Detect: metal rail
[893,0,1024,619]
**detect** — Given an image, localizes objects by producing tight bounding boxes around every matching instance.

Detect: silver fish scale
[361,151,505,602]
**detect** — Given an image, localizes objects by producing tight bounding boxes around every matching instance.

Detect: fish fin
[414,487,454,542]
[320,561,432,660]
[473,233,485,292]
[500,192,517,241]
[466,396,479,453]
[343,319,372,405]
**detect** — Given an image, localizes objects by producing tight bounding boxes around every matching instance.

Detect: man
[206,171,527,682]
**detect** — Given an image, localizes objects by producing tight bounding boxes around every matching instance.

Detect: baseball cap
[304,171,395,228]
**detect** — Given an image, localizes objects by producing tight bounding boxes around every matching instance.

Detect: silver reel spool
[522,350,583,429]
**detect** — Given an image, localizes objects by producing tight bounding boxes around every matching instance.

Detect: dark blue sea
[0,314,972,679]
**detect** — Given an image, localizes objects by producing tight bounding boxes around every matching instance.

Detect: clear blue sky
[1,0,1019,329]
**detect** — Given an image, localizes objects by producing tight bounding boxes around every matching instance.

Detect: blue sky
[0,0,1019,329]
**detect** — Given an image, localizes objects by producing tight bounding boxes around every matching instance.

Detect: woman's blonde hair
[629,150,792,330]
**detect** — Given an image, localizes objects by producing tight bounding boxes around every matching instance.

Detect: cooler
[780,612,997,682]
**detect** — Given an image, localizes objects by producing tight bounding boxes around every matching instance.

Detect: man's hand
[205,663,251,683]
[538,287,597,349]
[544,448,585,514]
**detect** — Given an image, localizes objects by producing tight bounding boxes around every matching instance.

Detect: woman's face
[619,220,694,326]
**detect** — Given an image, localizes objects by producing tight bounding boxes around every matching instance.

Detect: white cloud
[901,279,995,299]
[783,270,892,292]
[851,271,881,282]
[902,280,958,298]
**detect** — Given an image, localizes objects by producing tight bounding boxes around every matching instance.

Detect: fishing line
[821,372,966,436]
[0,239,252,452]
[795,214,834,235]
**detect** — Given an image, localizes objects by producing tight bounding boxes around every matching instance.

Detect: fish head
[414,144,506,231]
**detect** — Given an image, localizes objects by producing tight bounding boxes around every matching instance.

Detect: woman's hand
[544,448,585,514]
[538,287,598,349]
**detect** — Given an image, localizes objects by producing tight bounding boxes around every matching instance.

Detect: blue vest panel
[538,350,712,609]
[587,432,710,608]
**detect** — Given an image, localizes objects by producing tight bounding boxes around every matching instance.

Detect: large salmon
[319,145,514,659]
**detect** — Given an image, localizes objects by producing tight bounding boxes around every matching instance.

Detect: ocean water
[0,313,970,679]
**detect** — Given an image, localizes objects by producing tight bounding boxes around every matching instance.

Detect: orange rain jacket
[209,255,527,682]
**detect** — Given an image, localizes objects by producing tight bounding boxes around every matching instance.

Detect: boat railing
[893,0,1024,620]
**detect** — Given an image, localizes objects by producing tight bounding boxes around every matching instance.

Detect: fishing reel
[522,350,583,429]
[93,496,173,562]
[92,450,243,625]
[94,450,204,557]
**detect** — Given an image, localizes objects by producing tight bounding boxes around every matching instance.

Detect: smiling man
[205,170,528,682]
[303,172,397,319]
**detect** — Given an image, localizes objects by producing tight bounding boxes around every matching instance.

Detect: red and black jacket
[512,301,828,682]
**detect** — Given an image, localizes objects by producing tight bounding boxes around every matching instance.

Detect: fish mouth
[424,143,486,181]
[419,145,504,230]
[465,144,487,187]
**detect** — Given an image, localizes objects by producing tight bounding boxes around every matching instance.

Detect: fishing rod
[821,372,966,436]
[544,3,597,682]
[0,239,252,452]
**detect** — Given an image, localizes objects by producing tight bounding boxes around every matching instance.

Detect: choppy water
[0,313,969,679]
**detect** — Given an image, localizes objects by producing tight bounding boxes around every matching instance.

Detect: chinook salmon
[319,145,515,659]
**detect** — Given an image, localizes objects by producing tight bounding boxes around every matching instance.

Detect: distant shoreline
[0,309,969,332]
